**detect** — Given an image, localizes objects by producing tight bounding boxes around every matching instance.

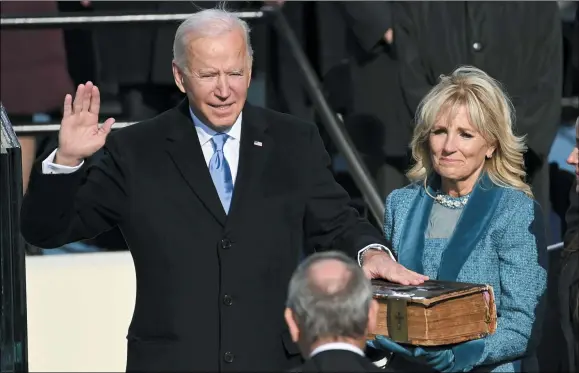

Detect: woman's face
[429,105,495,194]
[566,119,579,192]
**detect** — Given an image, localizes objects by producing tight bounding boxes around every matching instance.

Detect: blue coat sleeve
[475,199,548,366]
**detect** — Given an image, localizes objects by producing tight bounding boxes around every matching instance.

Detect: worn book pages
[368,279,497,346]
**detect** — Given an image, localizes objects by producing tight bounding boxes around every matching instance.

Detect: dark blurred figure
[551,2,579,242]
[566,180,579,249]
[394,2,562,227]
[560,1,579,116]
[269,2,410,199]
[559,118,578,372]
[320,2,411,200]
[88,1,178,120]
[539,117,579,373]
[559,189,578,373]
[57,1,97,88]
[0,1,74,194]
[266,1,319,123]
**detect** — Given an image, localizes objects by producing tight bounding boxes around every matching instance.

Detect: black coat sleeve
[337,1,392,54]
[302,124,389,259]
[394,2,433,118]
[20,135,128,248]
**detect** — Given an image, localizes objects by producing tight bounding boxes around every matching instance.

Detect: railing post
[0,103,29,373]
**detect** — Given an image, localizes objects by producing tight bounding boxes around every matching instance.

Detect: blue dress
[384,174,548,372]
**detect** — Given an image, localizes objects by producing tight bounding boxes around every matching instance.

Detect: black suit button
[223,294,233,306]
[223,351,234,363]
[472,41,483,52]
[220,238,232,250]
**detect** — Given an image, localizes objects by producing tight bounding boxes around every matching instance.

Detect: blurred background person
[0,1,74,194]
[269,1,409,202]
[552,116,579,372]
[284,251,381,372]
[369,66,548,372]
[560,115,579,372]
[321,2,411,201]
[566,180,578,249]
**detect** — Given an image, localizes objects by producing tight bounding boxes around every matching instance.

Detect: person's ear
[367,299,379,334]
[284,308,300,343]
[172,61,186,94]
[485,142,496,159]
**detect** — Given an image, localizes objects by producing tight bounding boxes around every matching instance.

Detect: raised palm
[56,81,115,166]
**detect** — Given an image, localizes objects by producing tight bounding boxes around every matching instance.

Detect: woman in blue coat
[369,66,548,372]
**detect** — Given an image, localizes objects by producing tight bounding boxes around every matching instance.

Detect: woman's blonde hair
[406,65,533,198]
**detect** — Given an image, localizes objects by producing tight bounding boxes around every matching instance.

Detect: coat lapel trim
[398,174,503,280]
[437,173,503,281]
[398,184,433,274]
[224,104,271,234]
[165,100,227,226]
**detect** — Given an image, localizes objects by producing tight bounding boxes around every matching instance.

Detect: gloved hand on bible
[367,335,485,372]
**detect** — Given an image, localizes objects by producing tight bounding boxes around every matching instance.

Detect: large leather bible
[368,279,497,346]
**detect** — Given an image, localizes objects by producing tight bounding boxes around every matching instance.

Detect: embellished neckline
[434,192,470,209]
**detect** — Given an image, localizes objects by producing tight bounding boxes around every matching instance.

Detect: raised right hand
[55,82,115,166]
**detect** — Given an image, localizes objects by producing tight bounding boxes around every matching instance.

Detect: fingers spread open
[72,84,84,114]
[100,117,116,134]
[63,94,72,118]
[82,81,93,112]
[89,85,101,115]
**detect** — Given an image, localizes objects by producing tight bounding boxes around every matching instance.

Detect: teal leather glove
[367,335,485,372]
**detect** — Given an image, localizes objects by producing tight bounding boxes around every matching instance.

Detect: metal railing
[12,122,135,134]
[547,242,564,251]
[562,96,579,109]
[0,11,264,29]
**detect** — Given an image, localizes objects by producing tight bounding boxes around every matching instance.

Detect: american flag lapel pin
[253,141,263,147]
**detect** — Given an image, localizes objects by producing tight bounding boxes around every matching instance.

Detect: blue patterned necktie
[209,133,233,214]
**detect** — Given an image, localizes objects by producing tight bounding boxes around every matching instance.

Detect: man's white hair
[173,8,253,71]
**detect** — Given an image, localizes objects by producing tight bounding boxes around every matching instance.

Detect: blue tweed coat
[384,175,548,372]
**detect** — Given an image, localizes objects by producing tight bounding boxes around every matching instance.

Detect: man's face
[172,28,251,131]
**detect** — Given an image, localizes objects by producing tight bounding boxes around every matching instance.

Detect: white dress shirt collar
[309,342,365,358]
[189,107,242,146]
